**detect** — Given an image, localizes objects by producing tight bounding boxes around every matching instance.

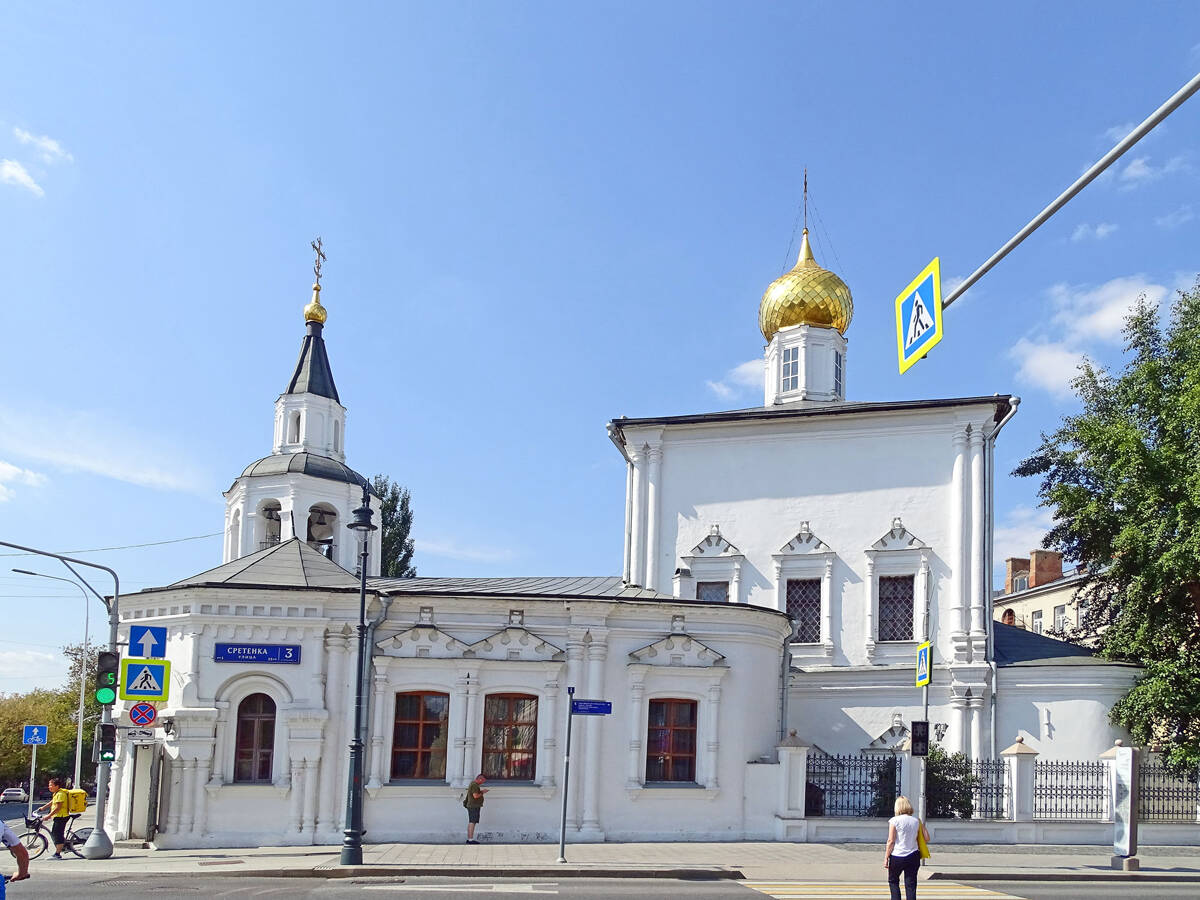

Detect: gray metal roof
[286,321,340,403]
[168,537,361,589]
[610,395,1013,435]
[368,575,683,602]
[237,451,374,494]
[993,621,1132,667]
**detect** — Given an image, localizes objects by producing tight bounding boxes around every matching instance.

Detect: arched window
[391,691,449,780]
[333,419,341,452]
[228,510,241,560]
[287,411,301,444]
[482,693,538,780]
[234,693,276,783]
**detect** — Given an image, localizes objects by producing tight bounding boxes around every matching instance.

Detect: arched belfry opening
[306,504,337,559]
[257,500,282,551]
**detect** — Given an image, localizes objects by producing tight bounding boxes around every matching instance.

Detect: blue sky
[2,2,1198,692]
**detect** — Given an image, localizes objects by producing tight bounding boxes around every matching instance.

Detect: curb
[929,871,1200,882]
[90,865,745,881]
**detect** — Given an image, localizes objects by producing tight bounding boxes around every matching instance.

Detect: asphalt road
[3,876,1200,899]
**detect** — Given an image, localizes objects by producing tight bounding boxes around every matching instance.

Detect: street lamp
[13,569,92,791]
[340,482,377,866]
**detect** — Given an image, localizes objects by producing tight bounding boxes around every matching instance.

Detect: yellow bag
[917,821,931,860]
[67,789,87,814]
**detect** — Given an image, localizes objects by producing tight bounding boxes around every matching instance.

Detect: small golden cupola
[758,228,853,342]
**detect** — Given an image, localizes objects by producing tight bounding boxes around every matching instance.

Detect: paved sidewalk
[15,840,1200,882]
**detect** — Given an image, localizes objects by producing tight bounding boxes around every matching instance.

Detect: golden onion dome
[758,229,853,341]
[303,283,327,325]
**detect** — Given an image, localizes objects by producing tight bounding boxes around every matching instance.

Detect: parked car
[1,787,28,803]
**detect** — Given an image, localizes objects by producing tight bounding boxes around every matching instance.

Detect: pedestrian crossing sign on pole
[119,658,171,702]
[895,257,944,374]
[915,640,932,688]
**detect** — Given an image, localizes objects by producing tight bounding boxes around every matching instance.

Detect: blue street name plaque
[570,699,612,716]
[214,643,302,664]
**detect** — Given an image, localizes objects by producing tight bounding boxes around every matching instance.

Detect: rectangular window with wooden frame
[646,698,697,783]
[482,693,538,781]
[391,691,449,780]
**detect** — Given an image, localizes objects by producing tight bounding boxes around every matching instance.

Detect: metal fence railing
[926,757,1009,820]
[1139,759,1200,823]
[1034,760,1110,821]
[805,753,901,818]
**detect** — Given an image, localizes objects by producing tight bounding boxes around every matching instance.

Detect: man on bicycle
[1,819,31,897]
[34,777,69,860]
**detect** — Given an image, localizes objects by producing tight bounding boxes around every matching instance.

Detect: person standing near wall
[884,795,929,900]
[463,774,488,844]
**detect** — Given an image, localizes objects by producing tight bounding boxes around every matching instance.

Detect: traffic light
[96,723,117,762]
[911,720,930,757]
[95,651,120,705]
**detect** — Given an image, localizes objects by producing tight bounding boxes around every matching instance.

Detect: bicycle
[17,814,92,860]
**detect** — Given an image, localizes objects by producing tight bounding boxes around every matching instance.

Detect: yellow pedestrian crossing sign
[896,257,944,373]
[119,657,171,702]
[915,640,932,687]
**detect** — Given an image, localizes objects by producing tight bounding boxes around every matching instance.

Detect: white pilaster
[703,680,723,788]
[864,557,877,661]
[462,673,480,782]
[564,631,587,831]
[449,668,470,787]
[367,670,388,789]
[287,758,304,835]
[645,444,663,591]
[580,635,608,835]
[950,695,969,757]
[318,629,348,832]
[538,676,559,787]
[968,426,986,641]
[821,556,835,655]
[622,461,633,583]
[629,447,647,586]
[969,696,985,761]
[626,677,645,788]
[302,758,320,838]
[950,428,969,659]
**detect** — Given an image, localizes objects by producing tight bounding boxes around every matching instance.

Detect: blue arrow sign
[23,725,47,745]
[570,699,612,716]
[129,624,167,659]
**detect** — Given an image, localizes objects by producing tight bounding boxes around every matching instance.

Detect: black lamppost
[340,482,376,866]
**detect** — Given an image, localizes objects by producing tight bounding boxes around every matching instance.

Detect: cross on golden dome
[304,236,328,325]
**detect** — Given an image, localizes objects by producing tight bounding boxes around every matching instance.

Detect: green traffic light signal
[95,651,120,705]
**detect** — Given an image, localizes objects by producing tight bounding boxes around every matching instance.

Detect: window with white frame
[782,346,799,392]
[482,693,538,781]
[786,578,821,643]
[696,581,728,603]
[834,351,843,396]
[1012,573,1029,592]
[878,575,915,641]
[1053,604,1068,632]
[1031,610,1043,634]
[646,698,697,782]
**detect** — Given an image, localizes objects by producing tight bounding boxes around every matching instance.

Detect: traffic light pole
[0,539,119,860]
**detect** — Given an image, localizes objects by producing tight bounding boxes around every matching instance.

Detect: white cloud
[1104,122,1134,143]
[0,648,63,690]
[706,358,762,400]
[0,460,47,502]
[0,405,211,494]
[0,159,44,197]
[993,505,1055,575]
[1048,275,1168,343]
[13,127,73,164]
[1009,339,1086,398]
[415,538,515,564]
[1118,154,1188,189]
[1070,222,1118,242]
[1156,206,1195,229]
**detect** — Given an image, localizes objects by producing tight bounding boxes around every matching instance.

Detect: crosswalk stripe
[740,883,1027,900]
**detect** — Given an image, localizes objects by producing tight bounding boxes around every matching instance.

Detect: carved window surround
[772,522,836,660]
[864,518,931,664]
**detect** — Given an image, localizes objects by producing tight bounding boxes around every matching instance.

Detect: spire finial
[803,168,808,233]
[304,237,329,325]
[311,236,327,287]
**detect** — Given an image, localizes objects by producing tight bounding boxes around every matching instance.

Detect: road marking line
[740,883,1028,900]
[362,885,558,894]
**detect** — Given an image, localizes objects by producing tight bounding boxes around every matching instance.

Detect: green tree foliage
[925,744,979,819]
[371,474,416,578]
[0,642,99,790]
[1014,279,1200,772]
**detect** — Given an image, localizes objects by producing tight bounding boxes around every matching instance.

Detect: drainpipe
[360,591,393,749]
[779,626,792,742]
[985,396,1020,758]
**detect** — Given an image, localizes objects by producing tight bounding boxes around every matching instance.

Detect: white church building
[107,235,1138,848]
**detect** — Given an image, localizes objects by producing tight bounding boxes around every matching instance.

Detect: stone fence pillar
[776,730,809,820]
[1000,736,1038,822]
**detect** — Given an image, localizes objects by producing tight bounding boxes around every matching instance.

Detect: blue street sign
[22,725,47,745]
[119,658,171,702]
[570,699,612,716]
[214,643,302,665]
[895,257,944,374]
[129,624,167,659]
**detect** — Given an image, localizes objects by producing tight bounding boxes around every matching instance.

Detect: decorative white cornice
[468,627,564,662]
[868,517,930,553]
[377,625,471,659]
[628,633,726,667]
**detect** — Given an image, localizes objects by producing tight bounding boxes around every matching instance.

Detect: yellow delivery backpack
[67,788,87,814]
